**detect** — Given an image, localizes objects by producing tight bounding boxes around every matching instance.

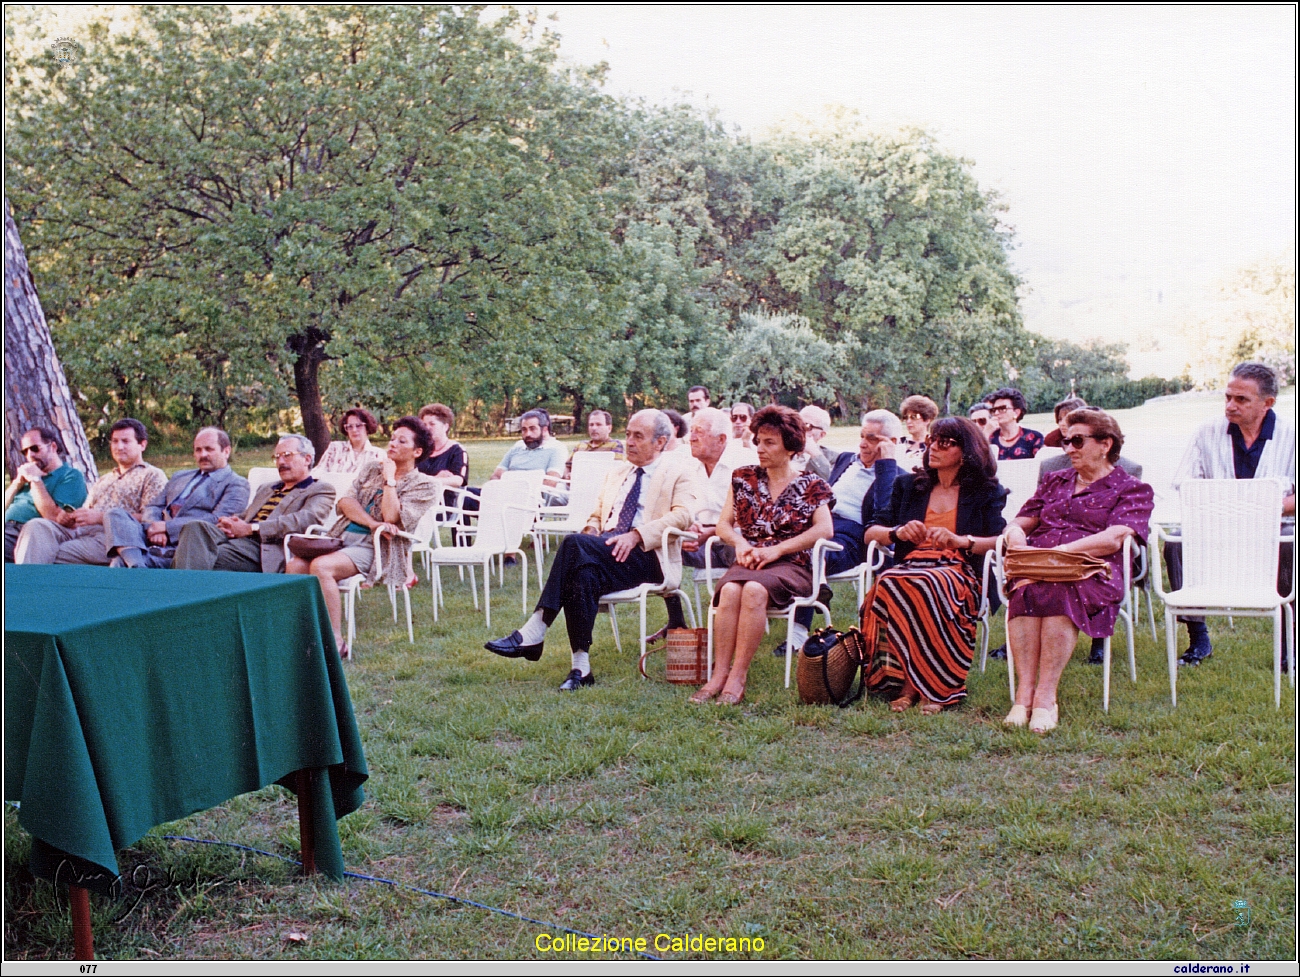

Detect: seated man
[788,409,901,652]
[484,409,696,691]
[1167,361,1295,667]
[796,405,835,479]
[470,409,568,505]
[720,402,760,469]
[15,418,167,565]
[565,409,624,476]
[4,427,88,562]
[103,427,249,568]
[173,434,335,572]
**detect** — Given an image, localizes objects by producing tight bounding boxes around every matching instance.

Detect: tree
[719,310,851,407]
[4,197,97,481]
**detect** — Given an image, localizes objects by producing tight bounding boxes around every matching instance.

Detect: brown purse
[1002,547,1111,587]
[287,535,344,561]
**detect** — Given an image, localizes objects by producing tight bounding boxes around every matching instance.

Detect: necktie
[169,471,208,518]
[613,467,644,535]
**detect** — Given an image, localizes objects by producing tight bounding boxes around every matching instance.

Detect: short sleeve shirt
[730,466,834,570]
[4,463,88,524]
[418,442,468,484]
[499,442,567,474]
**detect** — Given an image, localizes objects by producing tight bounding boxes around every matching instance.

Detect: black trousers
[1164,538,1294,627]
[537,532,662,652]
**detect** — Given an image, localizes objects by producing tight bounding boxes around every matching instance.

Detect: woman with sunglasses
[1001,409,1153,732]
[898,395,939,473]
[987,387,1044,460]
[863,418,1008,714]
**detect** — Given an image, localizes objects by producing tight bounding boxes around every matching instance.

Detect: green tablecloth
[5,565,367,891]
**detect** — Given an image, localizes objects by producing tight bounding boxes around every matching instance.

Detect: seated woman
[1002,408,1153,733]
[898,394,939,473]
[864,418,1008,715]
[315,407,387,474]
[288,416,439,659]
[691,405,833,705]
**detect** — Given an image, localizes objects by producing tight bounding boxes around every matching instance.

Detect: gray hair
[196,426,231,451]
[692,406,731,438]
[1231,362,1279,399]
[967,402,992,416]
[799,404,832,431]
[632,408,674,443]
[278,433,316,463]
[860,409,903,440]
[520,408,551,431]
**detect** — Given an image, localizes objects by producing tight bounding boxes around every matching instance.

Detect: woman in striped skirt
[863,417,1008,714]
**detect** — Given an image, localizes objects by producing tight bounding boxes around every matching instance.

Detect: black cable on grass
[162,835,661,961]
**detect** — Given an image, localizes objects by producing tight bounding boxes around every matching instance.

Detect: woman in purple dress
[691,405,834,705]
[1002,409,1153,733]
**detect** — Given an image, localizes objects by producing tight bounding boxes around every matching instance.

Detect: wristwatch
[385,478,397,487]
[249,521,261,535]
[888,526,901,545]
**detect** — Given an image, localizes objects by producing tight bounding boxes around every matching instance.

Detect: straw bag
[796,627,867,707]
[638,628,708,684]
[1003,548,1111,588]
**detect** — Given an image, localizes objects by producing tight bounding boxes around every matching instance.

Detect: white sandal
[1003,704,1029,727]
[1029,705,1058,734]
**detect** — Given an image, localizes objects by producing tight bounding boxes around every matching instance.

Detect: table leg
[296,769,316,876]
[70,884,94,960]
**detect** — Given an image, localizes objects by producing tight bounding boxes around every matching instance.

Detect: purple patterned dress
[1007,467,1154,637]
[716,466,834,607]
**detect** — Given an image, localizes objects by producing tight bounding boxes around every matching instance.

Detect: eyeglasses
[272,451,301,462]
[926,436,960,450]
[904,413,928,422]
[731,414,750,422]
[1061,434,1108,450]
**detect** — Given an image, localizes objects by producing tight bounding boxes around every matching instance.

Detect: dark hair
[989,387,1028,421]
[418,403,455,429]
[1065,408,1124,464]
[899,395,939,423]
[663,409,688,439]
[343,407,380,435]
[688,385,711,401]
[1052,397,1088,422]
[110,418,148,444]
[750,404,806,454]
[196,426,231,451]
[392,415,435,462]
[916,417,998,491]
[24,426,64,454]
[520,408,551,431]
[587,408,612,427]
[1231,362,1279,399]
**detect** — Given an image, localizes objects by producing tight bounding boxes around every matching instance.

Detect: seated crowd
[9,363,1293,732]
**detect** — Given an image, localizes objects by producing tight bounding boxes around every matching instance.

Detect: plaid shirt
[85,462,168,517]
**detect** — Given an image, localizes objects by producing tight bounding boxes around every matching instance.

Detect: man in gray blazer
[104,427,249,569]
[173,434,335,573]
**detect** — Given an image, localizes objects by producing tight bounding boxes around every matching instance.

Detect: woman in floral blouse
[691,405,834,705]
[988,387,1045,460]
[314,407,387,474]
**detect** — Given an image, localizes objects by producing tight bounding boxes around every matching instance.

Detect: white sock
[789,623,809,652]
[571,650,591,676]
[517,610,547,645]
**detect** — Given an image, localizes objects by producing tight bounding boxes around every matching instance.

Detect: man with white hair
[485,409,698,691]
[797,405,835,479]
[787,409,902,653]
[173,434,336,573]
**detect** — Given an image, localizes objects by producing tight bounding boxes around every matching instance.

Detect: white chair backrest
[314,470,357,520]
[997,458,1041,523]
[1178,479,1283,595]
[1036,446,1065,463]
[565,452,620,524]
[247,467,279,495]
[499,468,545,507]
[474,480,534,553]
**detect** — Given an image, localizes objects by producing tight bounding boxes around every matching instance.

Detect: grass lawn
[6,400,1295,960]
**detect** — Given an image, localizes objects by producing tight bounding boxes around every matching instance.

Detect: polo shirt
[499,441,567,474]
[4,462,88,524]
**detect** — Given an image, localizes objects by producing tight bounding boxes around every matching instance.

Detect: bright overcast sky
[539,5,1296,354]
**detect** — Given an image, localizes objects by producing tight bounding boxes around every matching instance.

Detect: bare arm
[1003,515,1040,547]
[1284,494,1295,517]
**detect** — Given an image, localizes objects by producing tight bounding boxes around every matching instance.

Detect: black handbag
[796,626,867,707]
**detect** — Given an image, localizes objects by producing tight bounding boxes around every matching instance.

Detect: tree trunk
[4,198,99,483]
[286,327,332,460]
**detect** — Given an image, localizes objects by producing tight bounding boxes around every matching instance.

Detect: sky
[537,5,1296,373]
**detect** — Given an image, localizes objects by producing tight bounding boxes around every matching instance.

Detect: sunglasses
[731,414,750,422]
[20,444,46,455]
[1061,434,1108,450]
[989,405,1016,415]
[904,413,928,422]
[926,436,960,450]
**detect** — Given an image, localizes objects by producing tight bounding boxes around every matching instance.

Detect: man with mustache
[172,434,335,573]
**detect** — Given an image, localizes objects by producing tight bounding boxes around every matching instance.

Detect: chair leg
[468,566,479,610]
[483,559,492,630]
[1102,635,1112,713]
[1145,582,1158,641]
[389,584,398,622]
[639,595,648,663]
[692,577,703,626]
[1274,609,1283,710]
[783,608,796,689]
[1166,606,1178,708]
[1287,601,1296,689]
[678,589,698,629]
[706,604,716,680]
[608,604,622,653]
[404,586,413,644]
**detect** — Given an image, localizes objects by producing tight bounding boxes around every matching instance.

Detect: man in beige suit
[172,434,335,573]
[485,409,697,690]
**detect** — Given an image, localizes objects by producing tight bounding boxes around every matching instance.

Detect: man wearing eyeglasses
[173,434,336,573]
[721,402,760,469]
[3,427,88,562]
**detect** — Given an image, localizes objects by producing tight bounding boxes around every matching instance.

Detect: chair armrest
[810,539,843,592]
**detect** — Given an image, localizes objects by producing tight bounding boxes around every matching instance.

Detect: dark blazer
[826,451,899,528]
[144,465,250,544]
[883,473,1009,579]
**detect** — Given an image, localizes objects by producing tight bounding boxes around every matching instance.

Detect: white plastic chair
[996,458,1041,526]
[705,538,841,689]
[312,470,357,521]
[1151,479,1292,708]
[690,537,732,623]
[991,534,1138,713]
[598,526,699,662]
[537,451,621,549]
[247,467,279,495]
[421,480,538,628]
[825,540,890,616]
